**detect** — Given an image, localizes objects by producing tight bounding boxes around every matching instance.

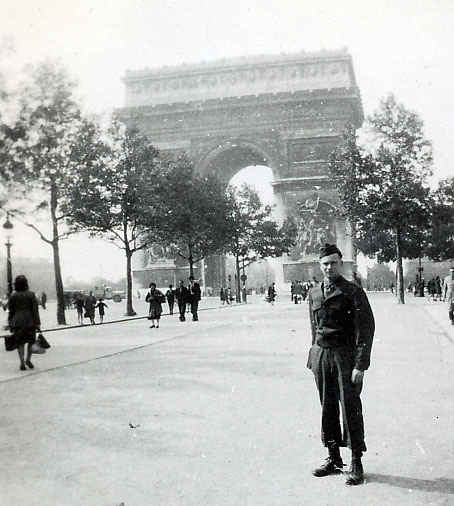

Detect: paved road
[0,295,227,330]
[0,293,453,505]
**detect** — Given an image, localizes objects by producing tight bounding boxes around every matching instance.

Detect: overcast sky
[1,0,453,282]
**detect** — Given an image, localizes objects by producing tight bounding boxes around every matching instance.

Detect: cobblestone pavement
[0,293,453,505]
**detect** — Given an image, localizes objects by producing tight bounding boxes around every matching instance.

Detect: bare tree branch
[24,222,52,245]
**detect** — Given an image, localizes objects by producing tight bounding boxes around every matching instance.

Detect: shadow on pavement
[367,473,454,494]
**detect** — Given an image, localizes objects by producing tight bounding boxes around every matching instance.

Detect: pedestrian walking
[175,280,190,321]
[40,291,47,309]
[435,276,442,301]
[95,298,108,324]
[220,287,226,304]
[447,269,454,325]
[84,291,97,325]
[189,276,201,321]
[145,282,165,328]
[165,284,175,315]
[307,243,375,486]
[294,281,303,304]
[75,293,85,325]
[267,283,276,305]
[7,275,41,371]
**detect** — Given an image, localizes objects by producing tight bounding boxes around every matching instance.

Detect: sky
[1,0,453,282]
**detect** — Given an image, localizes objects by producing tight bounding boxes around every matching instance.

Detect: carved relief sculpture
[294,195,337,259]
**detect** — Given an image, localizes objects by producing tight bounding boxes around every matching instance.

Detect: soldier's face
[319,253,342,281]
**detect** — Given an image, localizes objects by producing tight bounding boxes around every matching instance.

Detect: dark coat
[165,289,175,303]
[146,289,165,319]
[175,285,190,303]
[189,282,201,302]
[8,290,41,345]
[307,276,375,371]
[84,295,97,318]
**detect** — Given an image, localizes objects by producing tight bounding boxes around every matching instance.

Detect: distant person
[435,276,442,301]
[291,282,296,302]
[188,276,201,321]
[145,282,165,328]
[84,291,97,325]
[165,284,175,315]
[447,270,454,324]
[7,275,41,371]
[75,293,85,325]
[175,280,190,322]
[95,298,108,324]
[294,281,304,304]
[220,287,230,305]
[40,291,47,309]
[267,283,276,305]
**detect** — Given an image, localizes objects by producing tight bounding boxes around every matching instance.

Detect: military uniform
[307,275,374,454]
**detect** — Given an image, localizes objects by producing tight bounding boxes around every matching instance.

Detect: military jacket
[308,276,375,371]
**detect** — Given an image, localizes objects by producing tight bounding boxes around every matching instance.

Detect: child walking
[95,299,108,324]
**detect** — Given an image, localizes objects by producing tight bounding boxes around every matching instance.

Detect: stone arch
[195,139,279,184]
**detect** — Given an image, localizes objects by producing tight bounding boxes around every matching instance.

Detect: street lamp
[3,213,13,296]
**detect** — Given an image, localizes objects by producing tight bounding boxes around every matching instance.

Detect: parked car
[112,290,126,302]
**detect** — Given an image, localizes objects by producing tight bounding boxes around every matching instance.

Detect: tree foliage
[64,121,165,315]
[330,94,433,303]
[225,184,296,301]
[158,153,232,278]
[424,178,454,261]
[2,62,96,323]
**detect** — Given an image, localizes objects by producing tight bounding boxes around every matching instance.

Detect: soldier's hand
[351,368,364,384]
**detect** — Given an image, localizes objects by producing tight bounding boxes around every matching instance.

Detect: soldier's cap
[319,243,342,259]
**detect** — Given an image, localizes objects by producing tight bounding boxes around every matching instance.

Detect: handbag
[31,333,51,354]
[4,335,18,352]
[37,333,51,349]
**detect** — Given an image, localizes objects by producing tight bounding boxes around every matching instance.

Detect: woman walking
[8,275,41,371]
[145,282,165,328]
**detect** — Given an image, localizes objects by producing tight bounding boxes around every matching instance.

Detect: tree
[424,178,454,261]
[2,62,100,324]
[225,184,296,302]
[158,154,232,279]
[330,94,433,304]
[366,263,395,291]
[64,121,165,316]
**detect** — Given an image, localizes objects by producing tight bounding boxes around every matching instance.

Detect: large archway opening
[209,163,286,301]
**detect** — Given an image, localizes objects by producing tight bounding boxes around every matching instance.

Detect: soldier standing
[307,244,375,486]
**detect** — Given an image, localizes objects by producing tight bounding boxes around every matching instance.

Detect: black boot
[312,443,343,477]
[345,452,364,486]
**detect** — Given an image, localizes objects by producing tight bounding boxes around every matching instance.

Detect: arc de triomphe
[118,49,363,288]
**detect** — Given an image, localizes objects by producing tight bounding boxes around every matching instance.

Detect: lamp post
[3,213,13,296]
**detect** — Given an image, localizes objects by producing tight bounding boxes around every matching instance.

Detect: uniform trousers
[310,345,366,453]
[191,300,199,320]
[177,301,186,320]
